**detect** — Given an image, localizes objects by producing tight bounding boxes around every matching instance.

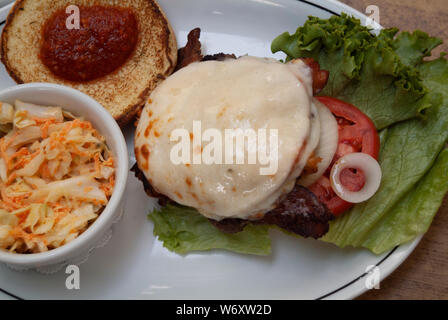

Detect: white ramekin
[0,83,128,272]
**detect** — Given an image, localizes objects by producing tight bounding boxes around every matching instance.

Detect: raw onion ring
[330,152,381,203]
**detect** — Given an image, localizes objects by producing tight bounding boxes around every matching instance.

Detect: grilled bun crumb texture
[1,0,178,126]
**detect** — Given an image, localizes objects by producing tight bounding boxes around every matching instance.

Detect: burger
[133,29,381,239]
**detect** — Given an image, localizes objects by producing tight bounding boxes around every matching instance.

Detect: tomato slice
[308,96,380,216]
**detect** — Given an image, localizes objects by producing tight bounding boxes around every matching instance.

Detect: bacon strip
[202,53,237,61]
[175,28,203,71]
[299,58,329,95]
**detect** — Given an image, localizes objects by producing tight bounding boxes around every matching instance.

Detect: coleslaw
[0,100,115,253]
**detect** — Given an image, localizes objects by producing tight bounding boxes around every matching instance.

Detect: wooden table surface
[339,0,448,300]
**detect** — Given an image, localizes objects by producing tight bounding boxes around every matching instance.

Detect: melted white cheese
[135,56,315,220]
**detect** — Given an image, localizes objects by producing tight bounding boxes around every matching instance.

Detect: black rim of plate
[0,0,399,301]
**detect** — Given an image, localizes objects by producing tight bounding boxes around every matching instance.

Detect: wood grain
[339,0,448,300]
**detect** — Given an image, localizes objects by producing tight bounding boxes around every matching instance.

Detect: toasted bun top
[1,0,177,126]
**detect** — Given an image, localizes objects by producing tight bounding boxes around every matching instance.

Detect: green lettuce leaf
[362,148,448,254]
[272,14,428,129]
[391,31,443,67]
[148,204,271,255]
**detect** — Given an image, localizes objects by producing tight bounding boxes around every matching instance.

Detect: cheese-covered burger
[134,51,337,238]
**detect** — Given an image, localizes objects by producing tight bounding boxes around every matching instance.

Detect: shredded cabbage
[0,102,14,125]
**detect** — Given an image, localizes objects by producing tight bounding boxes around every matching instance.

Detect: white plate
[0,0,421,300]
